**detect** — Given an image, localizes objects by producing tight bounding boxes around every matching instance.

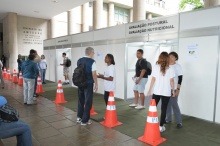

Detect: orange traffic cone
[18,72,23,86]
[54,80,67,104]
[90,105,98,116]
[100,91,122,128]
[12,69,18,83]
[138,99,166,145]
[36,75,44,93]
[6,69,11,80]
[3,68,6,78]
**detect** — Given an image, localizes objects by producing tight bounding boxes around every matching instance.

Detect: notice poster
[96,51,103,60]
[187,44,198,61]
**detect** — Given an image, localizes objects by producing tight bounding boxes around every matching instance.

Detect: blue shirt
[22,60,39,79]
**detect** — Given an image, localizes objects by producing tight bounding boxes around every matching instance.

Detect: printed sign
[126,15,179,37]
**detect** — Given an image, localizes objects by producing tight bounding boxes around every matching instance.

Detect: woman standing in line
[147,52,175,132]
[39,55,47,84]
[166,52,183,128]
[97,54,116,106]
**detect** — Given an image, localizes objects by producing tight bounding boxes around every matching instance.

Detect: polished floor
[0,80,150,146]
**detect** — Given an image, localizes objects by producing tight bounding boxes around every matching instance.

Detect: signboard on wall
[22,27,43,45]
[56,36,72,46]
[125,15,179,37]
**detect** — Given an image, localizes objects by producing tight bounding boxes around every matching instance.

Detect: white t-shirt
[152,64,175,96]
[39,59,47,69]
[170,63,183,89]
[104,64,116,92]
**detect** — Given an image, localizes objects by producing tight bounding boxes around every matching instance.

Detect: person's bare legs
[140,93,145,106]
[134,90,139,104]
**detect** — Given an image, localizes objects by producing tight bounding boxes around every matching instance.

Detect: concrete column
[133,0,146,22]
[108,3,114,27]
[204,0,220,8]
[82,3,89,32]
[147,13,152,19]
[50,17,56,38]
[7,12,18,70]
[93,0,103,30]
[47,20,51,39]
[130,9,133,22]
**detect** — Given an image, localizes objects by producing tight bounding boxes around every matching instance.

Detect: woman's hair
[169,51,178,60]
[28,54,35,60]
[156,52,169,75]
[106,54,115,65]
[41,55,45,59]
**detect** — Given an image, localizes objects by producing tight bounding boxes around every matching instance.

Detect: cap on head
[0,96,7,106]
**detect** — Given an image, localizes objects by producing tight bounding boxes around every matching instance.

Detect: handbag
[0,104,19,123]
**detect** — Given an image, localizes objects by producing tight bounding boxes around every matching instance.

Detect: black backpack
[66,58,71,67]
[139,58,152,75]
[72,59,88,88]
[0,104,19,123]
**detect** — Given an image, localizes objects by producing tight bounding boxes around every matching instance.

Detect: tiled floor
[1,80,149,146]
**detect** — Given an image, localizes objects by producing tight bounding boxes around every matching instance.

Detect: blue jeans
[40,69,46,83]
[33,76,37,95]
[77,83,93,123]
[0,120,32,146]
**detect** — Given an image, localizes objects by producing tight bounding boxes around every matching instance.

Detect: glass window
[114,6,130,24]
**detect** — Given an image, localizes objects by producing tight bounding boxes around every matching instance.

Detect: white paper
[96,51,103,60]
[186,44,198,61]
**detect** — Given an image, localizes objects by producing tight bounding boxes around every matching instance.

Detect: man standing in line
[129,49,148,109]
[60,53,70,85]
[29,49,41,97]
[76,47,98,125]
[17,54,23,75]
[0,60,4,89]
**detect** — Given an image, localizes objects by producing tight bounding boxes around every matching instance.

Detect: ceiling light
[52,0,58,3]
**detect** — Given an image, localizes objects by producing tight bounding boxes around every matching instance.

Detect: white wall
[180,7,220,31]
[178,36,218,121]
[45,49,56,82]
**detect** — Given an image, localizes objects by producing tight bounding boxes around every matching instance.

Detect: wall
[17,15,49,56]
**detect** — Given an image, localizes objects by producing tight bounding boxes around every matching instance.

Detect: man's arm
[34,55,41,63]
[92,71,98,92]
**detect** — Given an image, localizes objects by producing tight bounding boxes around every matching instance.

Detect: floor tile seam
[32,130,62,141]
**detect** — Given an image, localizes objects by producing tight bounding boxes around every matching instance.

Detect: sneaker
[27,101,37,105]
[165,121,172,124]
[76,117,82,123]
[177,123,183,129]
[33,97,37,101]
[33,94,39,97]
[62,82,68,85]
[135,105,145,109]
[81,120,92,126]
[129,103,138,107]
[159,126,166,132]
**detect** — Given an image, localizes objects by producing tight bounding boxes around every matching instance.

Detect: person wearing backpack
[75,47,98,126]
[60,53,70,85]
[129,49,149,109]
[0,96,33,146]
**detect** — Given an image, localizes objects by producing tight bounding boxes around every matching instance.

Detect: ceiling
[0,0,93,21]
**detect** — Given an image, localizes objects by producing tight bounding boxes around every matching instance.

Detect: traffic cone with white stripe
[138,99,166,145]
[6,68,11,80]
[3,68,6,78]
[90,105,98,116]
[12,69,18,83]
[18,72,23,86]
[54,80,67,104]
[100,91,122,128]
[36,75,44,93]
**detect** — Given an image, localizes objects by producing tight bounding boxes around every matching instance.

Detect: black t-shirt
[135,58,148,78]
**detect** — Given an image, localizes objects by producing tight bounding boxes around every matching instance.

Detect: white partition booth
[44,7,220,124]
